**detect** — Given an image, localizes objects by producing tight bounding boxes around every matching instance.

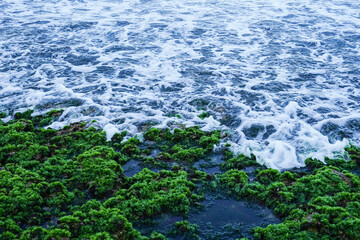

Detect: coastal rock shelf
[0,110,359,239]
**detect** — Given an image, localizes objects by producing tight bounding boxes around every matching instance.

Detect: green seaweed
[233,166,360,238]
[138,126,222,165]
[221,153,260,170]
[198,112,210,120]
[0,112,7,118]
[345,144,360,166]
[13,109,64,127]
[143,128,162,142]
[305,156,357,171]
[170,220,199,240]
[0,110,205,239]
[104,169,198,219]
[219,169,249,193]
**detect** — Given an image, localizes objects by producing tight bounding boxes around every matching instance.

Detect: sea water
[1,0,359,169]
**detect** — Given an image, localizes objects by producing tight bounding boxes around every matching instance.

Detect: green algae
[0,112,7,118]
[171,220,199,240]
[13,109,64,127]
[139,126,221,166]
[219,169,249,193]
[220,154,260,171]
[0,111,219,239]
[1,109,360,239]
[228,164,360,239]
[197,112,210,120]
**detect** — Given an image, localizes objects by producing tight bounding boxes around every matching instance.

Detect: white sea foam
[103,123,119,141]
[0,0,359,169]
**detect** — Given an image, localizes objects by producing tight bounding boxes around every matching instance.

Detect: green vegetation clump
[13,109,64,127]
[305,156,358,170]
[219,169,249,193]
[345,144,360,166]
[144,128,162,142]
[223,162,360,239]
[221,153,260,170]
[171,220,199,240]
[198,112,210,120]
[211,146,360,239]
[104,169,197,219]
[139,126,222,165]
[121,137,141,156]
[58,201,146,240]
[0,111,206,239]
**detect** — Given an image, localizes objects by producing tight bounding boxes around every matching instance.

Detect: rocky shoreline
[0,110,359,239]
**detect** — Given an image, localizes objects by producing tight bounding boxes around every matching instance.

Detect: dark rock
[243,124,265,139]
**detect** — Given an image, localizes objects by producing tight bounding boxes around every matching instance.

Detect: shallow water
[188,198,280,239]
[136,197,280,239]
[122,159,144,177]
[194,153,223,174]
[1,0,360,169]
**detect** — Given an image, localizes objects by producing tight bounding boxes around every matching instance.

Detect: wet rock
[111,118,126,125]
[263,125,276,139]
[189,98,210,110]
[166,121,186,129]
[220,114,242,128]
[187,198,280,239]
[36,98,85,110]
[320,122,352,143]
[331,169,353,187]
[136,120,160,132]
[243,124,265,139]
[80,106,103,117]
[213,106,226,113]
[57,122,86,136]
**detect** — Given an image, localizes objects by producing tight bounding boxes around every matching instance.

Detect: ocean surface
[1,0,360,169]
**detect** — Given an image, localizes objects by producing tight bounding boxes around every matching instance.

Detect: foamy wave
[0,0,359,169]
